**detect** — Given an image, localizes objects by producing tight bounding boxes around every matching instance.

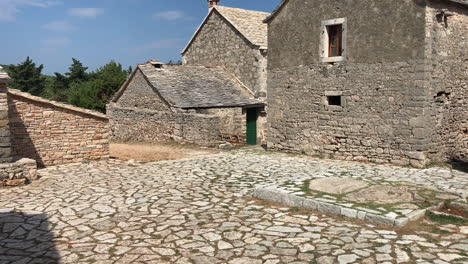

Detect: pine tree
[66,58,89,84]
[5,57,46,95]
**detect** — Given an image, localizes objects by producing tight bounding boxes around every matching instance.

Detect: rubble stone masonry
[266,0,466,167]
[183,11,267,98]
[108,103,222,146]
[425,0,468,162]
[8,89,109,166]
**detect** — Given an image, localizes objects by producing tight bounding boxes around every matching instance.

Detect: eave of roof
[181,6,269,54]
[264,0,468,24]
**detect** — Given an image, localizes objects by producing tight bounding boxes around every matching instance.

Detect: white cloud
[42,20,73,32]
[152,10,184,21]
[41,36,71,46]
[0,0,62,21]
[68,8,104,18]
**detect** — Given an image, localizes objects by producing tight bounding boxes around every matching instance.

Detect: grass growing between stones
[426,211,467,225]
[295,178,455,215]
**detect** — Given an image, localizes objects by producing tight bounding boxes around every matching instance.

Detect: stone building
[182,0,270,143]
[108,61,263,145]
[265,0,467,167]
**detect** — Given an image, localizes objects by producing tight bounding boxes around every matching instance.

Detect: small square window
[327,96,342,106]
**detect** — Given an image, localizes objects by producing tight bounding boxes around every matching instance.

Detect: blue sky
[1,0,280,75]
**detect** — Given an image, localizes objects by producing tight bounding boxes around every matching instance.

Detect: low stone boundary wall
[254,186,431,227]
[8,89,110,166]
[0,158,37,182]
[108,104,221,146]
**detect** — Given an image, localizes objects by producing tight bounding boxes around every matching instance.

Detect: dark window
[327,24,342,57]
[327,96,342,106]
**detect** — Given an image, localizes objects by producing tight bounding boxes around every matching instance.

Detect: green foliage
[166,59,182,65]
[4,57,46,96]
[66,61,128,112]
[5,57,128,113]
[66,58,89,83]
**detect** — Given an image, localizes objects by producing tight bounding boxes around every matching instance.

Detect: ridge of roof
[181,6,269,54]
[265,0,468,24]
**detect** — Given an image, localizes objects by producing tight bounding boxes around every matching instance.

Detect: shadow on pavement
[0,211,60,264]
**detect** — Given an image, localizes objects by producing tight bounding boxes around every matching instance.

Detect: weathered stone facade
[108,104,222,146]
[182,7,268,97]
[425,0,468,162]
[266,0,467,166]
[8,89,110,166]
[109,63,262,146]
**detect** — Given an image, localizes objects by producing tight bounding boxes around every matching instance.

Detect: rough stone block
[365,213,395,226]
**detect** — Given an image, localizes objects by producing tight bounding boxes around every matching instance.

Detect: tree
[5,57,46,95]
[66,61,128,112]
[42,73,69,101]
[166,60,182,65]
[66,58,88,84]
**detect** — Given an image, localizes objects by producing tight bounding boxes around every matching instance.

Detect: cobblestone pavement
[0,150,467,264]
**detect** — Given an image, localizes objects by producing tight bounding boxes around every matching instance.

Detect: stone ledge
[7,89,108,120]
[0,158,38,183]
[253,186,430,227]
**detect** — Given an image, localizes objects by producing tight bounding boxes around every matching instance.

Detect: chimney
[208,0,220,8]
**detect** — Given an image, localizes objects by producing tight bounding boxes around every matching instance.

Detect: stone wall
[0,158,37,182]
[108,104,222,146]
[266,0,432,166]
[117,70,170,111]
[183,10,268,97]
[8,90,110,166]
[199,108,246,136]
[0,84,12,163]
[425,0,468,162]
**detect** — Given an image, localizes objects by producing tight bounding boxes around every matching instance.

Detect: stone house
[182,0,270,143]
[108,61,263,145]
[265,0,467,167]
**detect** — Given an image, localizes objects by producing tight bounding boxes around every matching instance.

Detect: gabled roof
[264,0,468,23]
[115,62,263,109]
[182,6,270,54]
[0,66,11,83]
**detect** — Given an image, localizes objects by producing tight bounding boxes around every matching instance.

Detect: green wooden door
[246,108,257,145]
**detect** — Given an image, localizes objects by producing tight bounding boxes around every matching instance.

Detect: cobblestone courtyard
[0,150,467,264]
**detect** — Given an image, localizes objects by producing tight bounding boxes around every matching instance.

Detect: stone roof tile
[214,6,269,47]
[137,63,262,109]
[182,6,269,54]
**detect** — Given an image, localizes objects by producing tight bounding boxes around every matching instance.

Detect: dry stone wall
[8,90,109,166]
[117,70,170,111]
[425,0,468,162]
[108,104,222,146]
[183,11,267,98]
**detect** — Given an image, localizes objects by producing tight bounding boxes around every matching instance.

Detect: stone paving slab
[0,150,467,263]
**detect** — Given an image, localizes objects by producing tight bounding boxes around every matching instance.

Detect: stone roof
[122,62,263,109]
[265,0,468,23]
[182,6,269,54]
[0,66,11,82]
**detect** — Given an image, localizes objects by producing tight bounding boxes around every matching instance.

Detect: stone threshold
[253,185,438,227]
